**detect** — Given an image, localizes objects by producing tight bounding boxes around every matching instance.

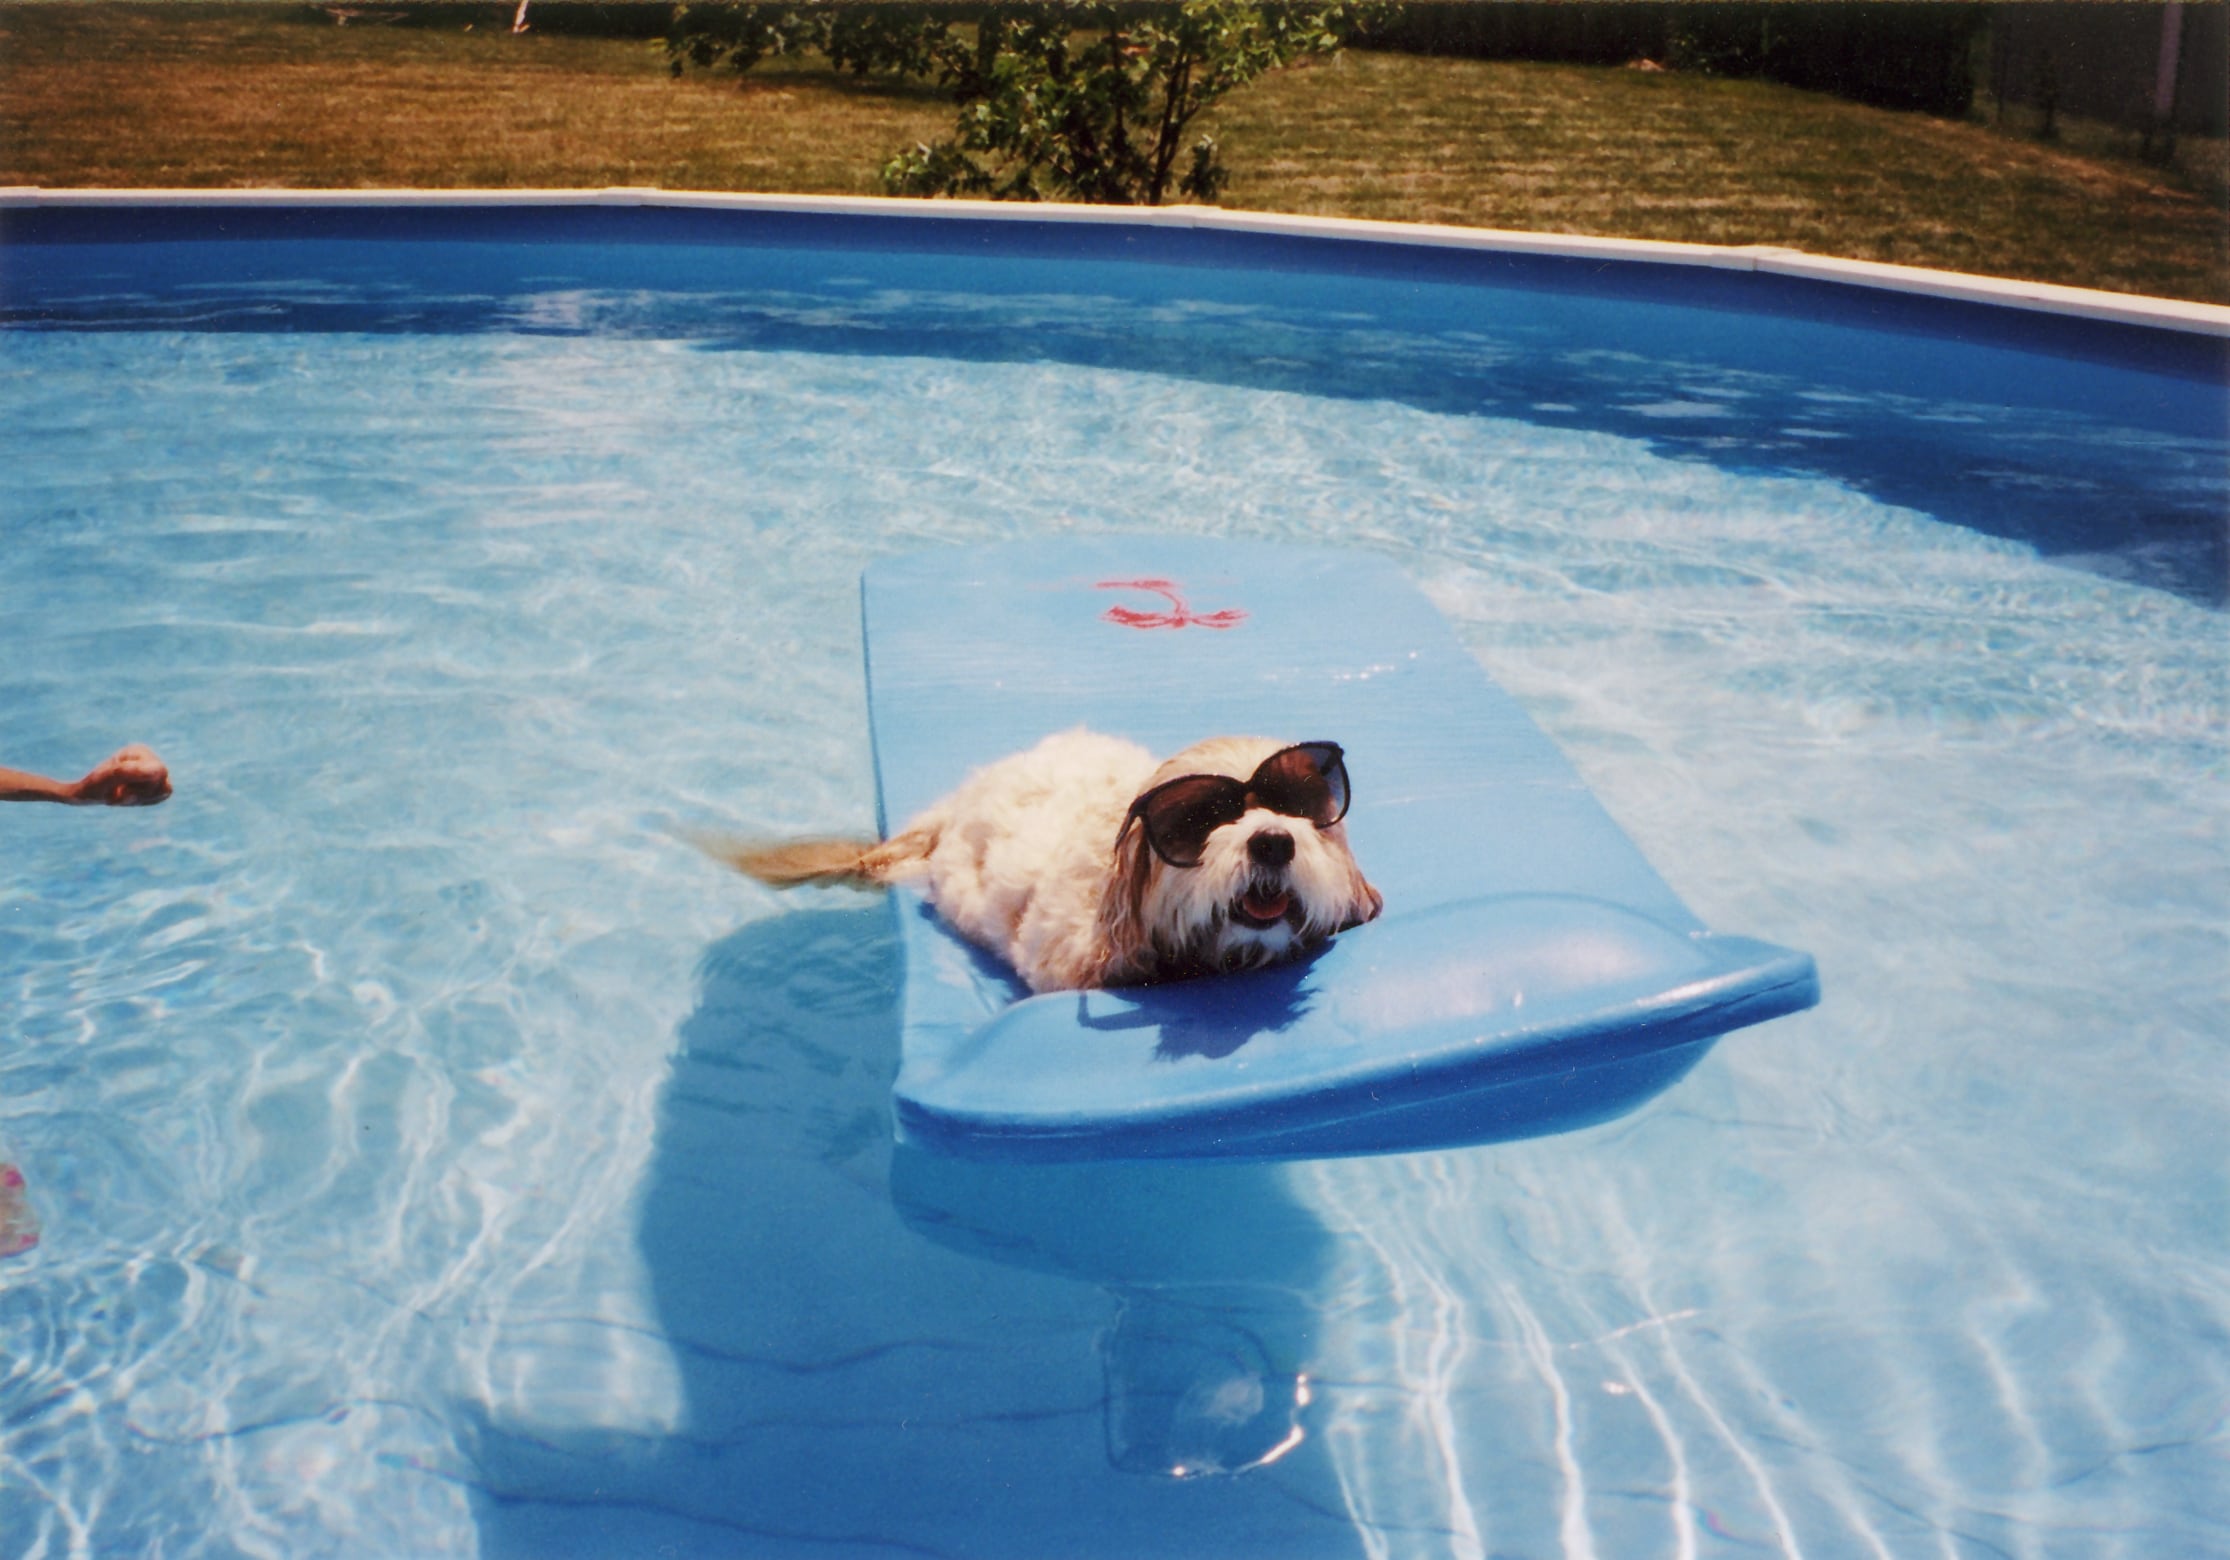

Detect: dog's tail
[694,830,930,891]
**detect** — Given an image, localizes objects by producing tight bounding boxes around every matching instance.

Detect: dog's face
[1105,736,1382,983]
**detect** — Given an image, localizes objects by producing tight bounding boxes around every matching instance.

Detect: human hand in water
[1,745,171,805]
[0,1164,38,1259]
[71,745,172,807]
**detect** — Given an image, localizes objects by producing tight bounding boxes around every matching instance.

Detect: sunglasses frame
[1115,741,1351,869]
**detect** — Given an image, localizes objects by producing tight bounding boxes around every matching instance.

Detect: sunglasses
[1116,742,1352,868]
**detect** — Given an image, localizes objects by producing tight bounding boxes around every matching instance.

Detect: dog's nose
[1248,828,1294,868]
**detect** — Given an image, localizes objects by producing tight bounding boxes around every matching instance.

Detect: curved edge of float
[892,898,1823,1164]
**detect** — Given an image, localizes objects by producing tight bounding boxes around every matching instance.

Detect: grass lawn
[2,2,2224,303]
[1215,50,2228,303]
[0,4,951,192]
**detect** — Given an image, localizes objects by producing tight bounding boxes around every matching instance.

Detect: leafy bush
[669,2,1357,204]
[1358,2,1986,119]
[1664,4,1984,117]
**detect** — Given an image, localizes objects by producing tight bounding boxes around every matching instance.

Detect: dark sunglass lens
[1143,777,1245,865]
[1253,744,1348,826]
[1311,746,1350,823]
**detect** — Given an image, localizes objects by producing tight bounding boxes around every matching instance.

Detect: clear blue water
[2,218,2227,1558]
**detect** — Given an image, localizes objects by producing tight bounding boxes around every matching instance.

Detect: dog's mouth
[1229,880,1294,930]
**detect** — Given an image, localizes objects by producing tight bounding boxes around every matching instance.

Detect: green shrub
[1358,1,1986,119]
[668,1,1356,203]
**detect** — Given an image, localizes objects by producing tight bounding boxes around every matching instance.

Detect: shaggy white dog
[711,729,1382,993]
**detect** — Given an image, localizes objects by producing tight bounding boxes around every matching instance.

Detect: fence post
[2146,2,2184,160]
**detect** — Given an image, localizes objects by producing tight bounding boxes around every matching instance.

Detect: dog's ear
[1333,831,1384,932]
[1095,820,1158,983]
[1348,874,1385,930]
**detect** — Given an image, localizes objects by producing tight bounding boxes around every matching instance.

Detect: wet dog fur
[707,729,1382,993]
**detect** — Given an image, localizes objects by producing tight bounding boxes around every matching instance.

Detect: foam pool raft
[865,538,1819,1161]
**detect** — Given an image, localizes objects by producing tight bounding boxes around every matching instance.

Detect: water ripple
[1,319,2222,1557]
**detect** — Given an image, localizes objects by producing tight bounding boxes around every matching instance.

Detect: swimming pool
[2,192,2225,1558]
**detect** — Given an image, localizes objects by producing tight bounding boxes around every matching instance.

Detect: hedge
[1354,2,1988,119]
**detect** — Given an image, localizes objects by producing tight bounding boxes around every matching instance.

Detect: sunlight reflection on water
[2,268,2224,1556]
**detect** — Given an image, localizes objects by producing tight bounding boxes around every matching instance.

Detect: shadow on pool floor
[462,907,1371,1559]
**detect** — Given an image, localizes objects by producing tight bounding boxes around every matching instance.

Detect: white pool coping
[6,185,2228,339]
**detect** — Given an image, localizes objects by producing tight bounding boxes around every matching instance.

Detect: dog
[707,729,1382,993]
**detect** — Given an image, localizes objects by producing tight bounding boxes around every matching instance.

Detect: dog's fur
[707,729,1382,993]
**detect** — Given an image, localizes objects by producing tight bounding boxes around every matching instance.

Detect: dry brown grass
[0,4,948,192]
[4,4,2224,303]
[1207,51,2228,301]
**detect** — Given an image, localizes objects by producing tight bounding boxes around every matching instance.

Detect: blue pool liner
[9,195,2221,604]
[865,538,1821,1161]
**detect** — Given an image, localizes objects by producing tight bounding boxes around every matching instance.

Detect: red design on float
[1095,578,1247,631]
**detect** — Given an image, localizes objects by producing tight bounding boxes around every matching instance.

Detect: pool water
[2,214,2226,1558]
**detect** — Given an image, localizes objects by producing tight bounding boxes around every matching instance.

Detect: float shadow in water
[464,906,1366,1558]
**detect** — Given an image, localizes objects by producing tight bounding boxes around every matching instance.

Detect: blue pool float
[865,538,1818,1161]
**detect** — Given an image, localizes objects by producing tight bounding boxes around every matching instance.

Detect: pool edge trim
[5,184,2227,338]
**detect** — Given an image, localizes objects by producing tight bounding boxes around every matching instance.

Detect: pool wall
[9,187,2223,604]
[6,185,2227,331]
[7,188,2229,359]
